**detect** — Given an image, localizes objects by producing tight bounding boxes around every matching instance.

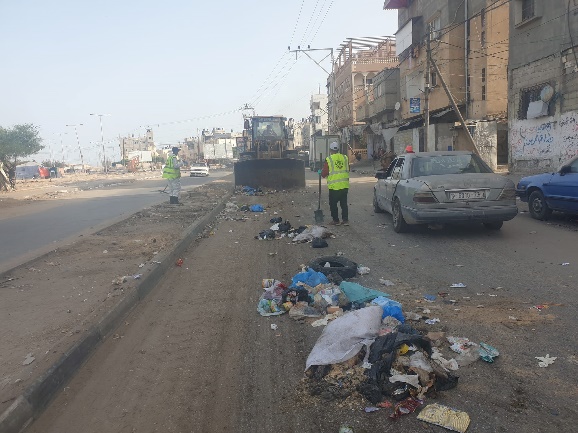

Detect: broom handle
[318,153,322,208]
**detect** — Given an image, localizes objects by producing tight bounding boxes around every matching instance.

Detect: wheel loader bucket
[234,158,305,189]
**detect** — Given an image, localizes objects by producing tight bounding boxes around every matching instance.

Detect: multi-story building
[310,93,329,136]
[119,129,155,161]
[384,0,510,169]
[327,37,398,157]
[508,0,578,171]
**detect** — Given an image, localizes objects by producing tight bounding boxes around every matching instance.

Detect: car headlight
[516,183,526,190]
[498,187,516,200]
[413,191,438,203]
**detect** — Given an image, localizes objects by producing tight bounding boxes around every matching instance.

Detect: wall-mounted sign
[409,97,421,113]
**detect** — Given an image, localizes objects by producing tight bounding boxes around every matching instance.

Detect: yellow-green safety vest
[162,154,181,179]
[326,153,349,190]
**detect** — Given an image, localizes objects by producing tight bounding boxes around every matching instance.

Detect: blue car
[516,155,578,220]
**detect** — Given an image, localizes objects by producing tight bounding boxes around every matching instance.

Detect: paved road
[25,171,578,433]
[0,172,231,273]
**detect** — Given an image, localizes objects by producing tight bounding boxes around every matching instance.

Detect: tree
[0,124,44,191]
[0,124,43,162]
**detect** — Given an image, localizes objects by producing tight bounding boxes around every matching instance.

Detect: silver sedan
[373,151,518,232]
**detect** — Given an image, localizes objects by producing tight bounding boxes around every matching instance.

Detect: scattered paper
[536,354,556,367]
[425,318,440,325]
[270,324,278,330]
[450,283,467,288]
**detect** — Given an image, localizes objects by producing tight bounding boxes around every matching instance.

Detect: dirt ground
[0,179,232,414]
[2,168,577,432]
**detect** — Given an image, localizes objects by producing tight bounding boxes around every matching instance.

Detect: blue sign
[409,97,421,113]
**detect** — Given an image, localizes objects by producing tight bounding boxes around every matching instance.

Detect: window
[429,15,441,39]
[518,85,546,119]
[481,8,486,28]
[522,0,535,21]
[482,85,486,101]
[481,68,486,83]
[430,72,437,87]
[481,31,486,47]
[391,157,405,180]
[366,78,373,85]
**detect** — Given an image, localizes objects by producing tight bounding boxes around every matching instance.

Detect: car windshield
[410,154,493,177]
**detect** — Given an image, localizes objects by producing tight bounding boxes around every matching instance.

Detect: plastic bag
[290,268,329,288]
[371,296,405,323]
[250,204,264,212]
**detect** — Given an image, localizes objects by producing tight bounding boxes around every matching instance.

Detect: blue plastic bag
[250,204,264,212]
[290,267,329,288]
[371,296,405,323]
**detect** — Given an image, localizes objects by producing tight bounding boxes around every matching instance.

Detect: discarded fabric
[339,281,390,304]
[479,342,499,363]
[292,225,333,243]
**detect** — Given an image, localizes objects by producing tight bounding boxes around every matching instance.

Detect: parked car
[189,162,209,177]
[516,155,578,220]
[373,151,518,232]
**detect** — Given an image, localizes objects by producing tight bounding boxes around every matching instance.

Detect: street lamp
[65,124,84,171]
[90,113,110,173]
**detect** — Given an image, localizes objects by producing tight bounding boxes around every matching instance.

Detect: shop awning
[384,0,409,9]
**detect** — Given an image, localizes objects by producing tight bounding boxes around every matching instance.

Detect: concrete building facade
[508,0,578,171]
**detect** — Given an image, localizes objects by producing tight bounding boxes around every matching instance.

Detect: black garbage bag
[278,221,292,232]
[282,287,310,304]
[295,226,307,234]
[312,237,328,248]
[256,229,276,240]
[270,217,283,224]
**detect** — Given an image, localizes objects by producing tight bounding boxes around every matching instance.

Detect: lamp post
[65,124,84,171]
[90,113,110,173]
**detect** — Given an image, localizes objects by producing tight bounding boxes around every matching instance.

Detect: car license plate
[449,190,486,200]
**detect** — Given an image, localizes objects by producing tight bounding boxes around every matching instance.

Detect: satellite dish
[395,102,401,111]
[541,85,554,103]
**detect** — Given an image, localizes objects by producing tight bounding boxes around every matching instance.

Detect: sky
[0,0,398,166]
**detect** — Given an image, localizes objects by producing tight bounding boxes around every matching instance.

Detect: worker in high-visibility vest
[321,141,350,226]
[162,147,183,204]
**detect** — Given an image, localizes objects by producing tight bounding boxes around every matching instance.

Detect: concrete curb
[0,191,232,433]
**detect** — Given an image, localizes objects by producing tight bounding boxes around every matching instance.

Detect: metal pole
[465,0,469,119]
[98,115,107,173]
[424,26,431,152]
[430,57,479,155]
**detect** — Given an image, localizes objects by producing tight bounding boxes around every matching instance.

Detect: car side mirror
[560,165,571,175]
[375,171,387,179]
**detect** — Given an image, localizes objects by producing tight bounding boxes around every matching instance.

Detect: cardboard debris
[417,403,470,432]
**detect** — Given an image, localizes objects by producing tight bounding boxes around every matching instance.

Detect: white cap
[329,142,339,151]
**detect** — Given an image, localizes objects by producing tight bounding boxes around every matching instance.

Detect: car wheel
[308,256,358,279]
[483,221,503,230]
[392,198,408,233]
[373,190,384,213]
[528,190,552,220]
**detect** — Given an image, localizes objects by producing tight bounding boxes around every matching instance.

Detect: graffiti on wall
[511,111,578,166]
[559,112,578,163]
[511,118,556,158]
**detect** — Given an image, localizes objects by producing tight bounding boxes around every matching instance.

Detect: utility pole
[90,113,110,174]
[65,124,84,171]
[424,26,431,152]
[430,57,479,155]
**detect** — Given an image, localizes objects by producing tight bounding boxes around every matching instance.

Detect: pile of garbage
[255,216,335,245]
[256,256,500,430]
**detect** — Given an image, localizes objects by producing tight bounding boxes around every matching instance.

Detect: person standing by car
[162,147,183,204]
[321,141,350,225]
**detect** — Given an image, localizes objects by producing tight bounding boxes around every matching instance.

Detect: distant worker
[264,124,277,137]
[162,147,183,204]
[321,141,350,226]
[405,145,415,153]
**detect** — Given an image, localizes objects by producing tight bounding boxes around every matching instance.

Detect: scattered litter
[311,312,343,327]
[336,251,344,256]
[250,204,264,212]
[424,295,436,302]
[270,324,278,330]
[357,266,370,275]
[455,264,464,267]
[417,403,471,433]
[292,226,334,243]
[532,304,548,311]
[425,318,440,325]
[102,250,108,254]
[371,296,404,323]
[509,316,518,321]
[377,401,393,408]
[132,274,142,280]
[479,342,499,363]
[405,311,422,321]
[536,354,556,367]
[312,237,329,248]
[379,279,395,286]
[22,353,35,366]
[175,259,184,267]
[270,217,282,224]
[561,262,570,266]
[450,283,467,288]
[390,397,422,420]
[340,281,390,304]
[270,223,280,231]
[364,406,380,413]
[529,230,536,234]
[139,263,145,268]
[339,426,354,433]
